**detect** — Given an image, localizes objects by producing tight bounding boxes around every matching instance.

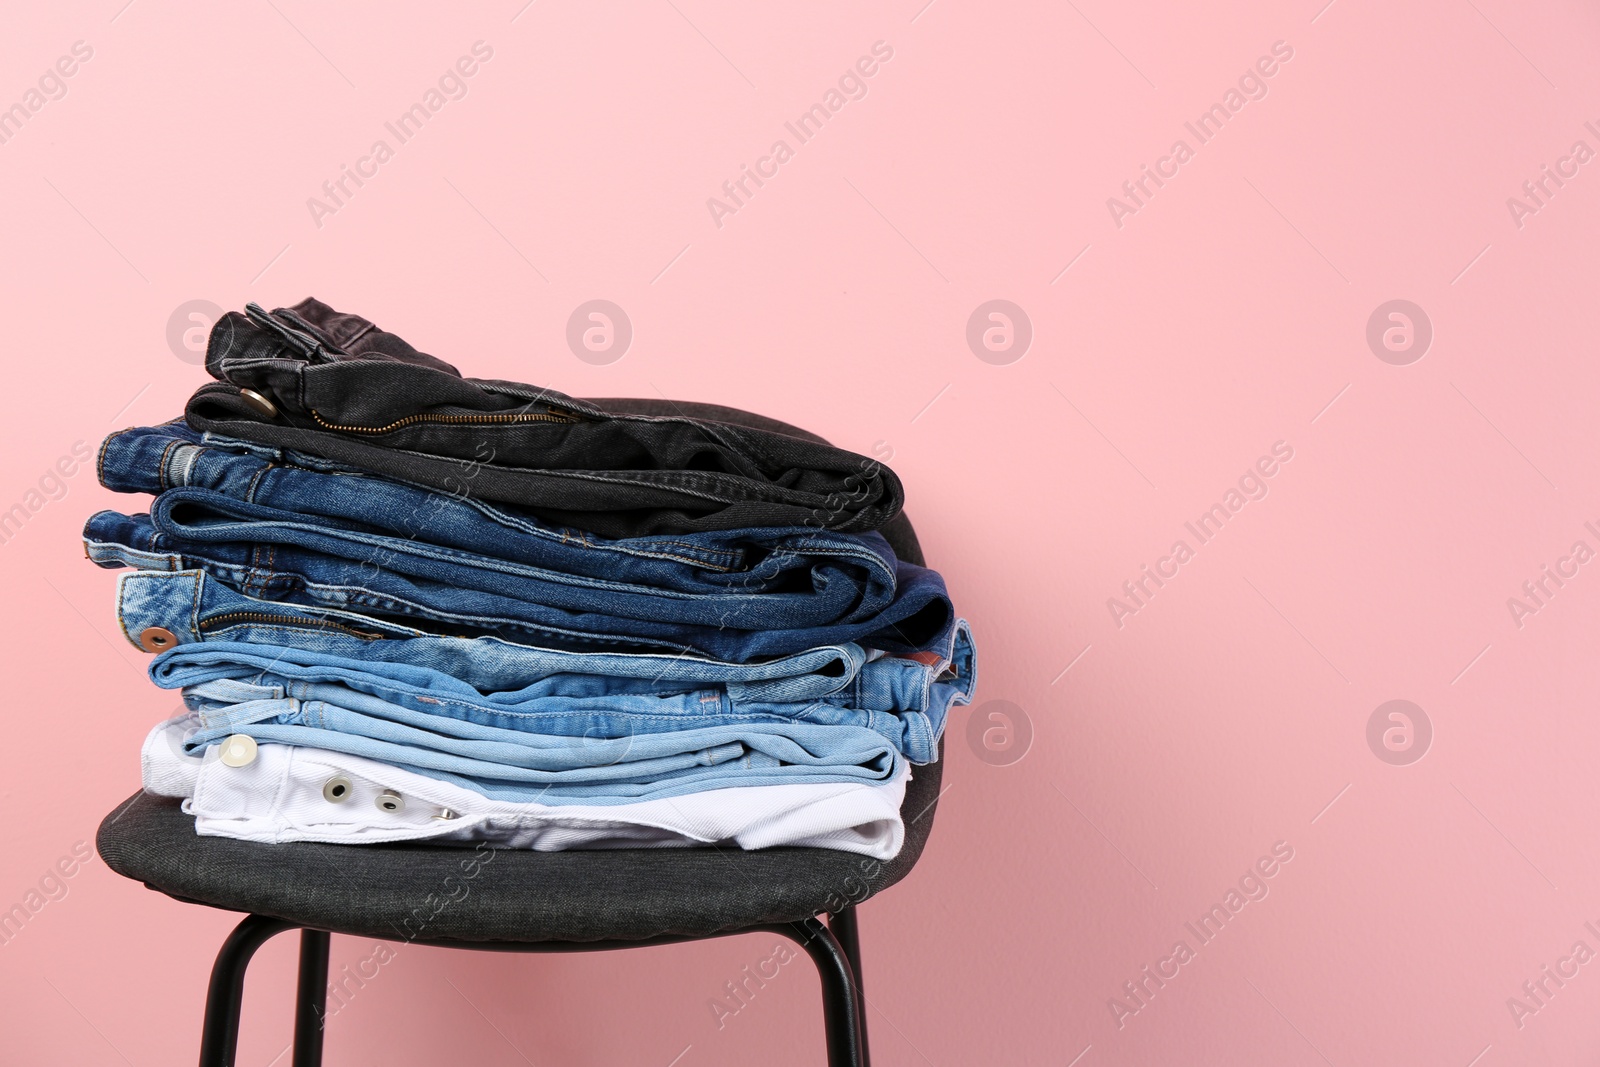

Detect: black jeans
[183,300,904,538]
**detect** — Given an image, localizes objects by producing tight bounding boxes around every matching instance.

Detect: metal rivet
[322,776,353,803]
[138,626,177,653]
[431,808,458,821]
[239,388,278,419]
[375,790,404,814]
[218,734,258,768]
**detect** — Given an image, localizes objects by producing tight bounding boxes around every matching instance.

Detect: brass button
[218,734,258,768]
[138,626,177,653]
[239,388,278,419]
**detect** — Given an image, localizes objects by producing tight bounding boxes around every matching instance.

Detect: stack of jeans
[86,299,975,859]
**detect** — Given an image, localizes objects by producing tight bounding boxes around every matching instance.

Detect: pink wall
[2,1,1598,1062]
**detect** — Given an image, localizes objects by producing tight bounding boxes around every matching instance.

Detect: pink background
[2,0,1598,1063]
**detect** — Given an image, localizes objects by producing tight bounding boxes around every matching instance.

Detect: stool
[94,400,945,1066]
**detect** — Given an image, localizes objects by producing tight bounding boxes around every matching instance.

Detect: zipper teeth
[199,611,386,640]
[310,408,577,435]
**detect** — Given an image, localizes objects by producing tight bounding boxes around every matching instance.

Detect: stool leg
[198,915,297,1067]
[293,930,331,1067]
[785,916,865,1067]
[829,908,871,1067]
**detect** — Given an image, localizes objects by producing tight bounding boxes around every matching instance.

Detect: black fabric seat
[95,399,943,1066]
[97,747,939,943]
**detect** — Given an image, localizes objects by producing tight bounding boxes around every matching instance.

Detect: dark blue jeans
[88,423,953,660]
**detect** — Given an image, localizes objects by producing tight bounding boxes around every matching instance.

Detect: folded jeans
[174,677,905,804]
[114,568,976,720]
[147,630,971,762]
[143,713,908,858]
[94,419,916,633]
[184,299,904,537]
[86,489,952,659]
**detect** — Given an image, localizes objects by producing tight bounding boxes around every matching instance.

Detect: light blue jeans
[179,678,903,804]
[123,569,976,762]
[154,646,955,765]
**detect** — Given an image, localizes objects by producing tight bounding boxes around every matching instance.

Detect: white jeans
[142,714,908,859]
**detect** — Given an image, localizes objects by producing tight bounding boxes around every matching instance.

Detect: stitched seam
[157,439,182,493]
[244,462,273,503]
[97,429,123,487]
[189,572,204,640]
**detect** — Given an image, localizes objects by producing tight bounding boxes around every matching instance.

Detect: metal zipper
[199,611,388,640]
[309,408,578,434]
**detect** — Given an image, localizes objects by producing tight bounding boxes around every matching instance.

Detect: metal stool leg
[829,907,870,1067]
[197,915,297,1067]
[293,930,330,1067]
[192,912,871,1065]
[784,916,865,1067]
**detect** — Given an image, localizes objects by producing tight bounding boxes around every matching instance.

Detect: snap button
[375,790,404,814]
[239,388,278,419]
[322,776,353,803]
[432,808,459,821]
[218,734,258,768]
[138,626,177,653]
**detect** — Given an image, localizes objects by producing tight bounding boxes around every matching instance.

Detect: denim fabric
[176,677,902,804]
[119,567,871,698]
[164,665,940,763]
[146,627,975,763]
[87,424,952,659]
[88,505,949,658]
[116,569,976,761]
[184,299,903,537]
[98,420,894,596]
[146,625,976,724]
